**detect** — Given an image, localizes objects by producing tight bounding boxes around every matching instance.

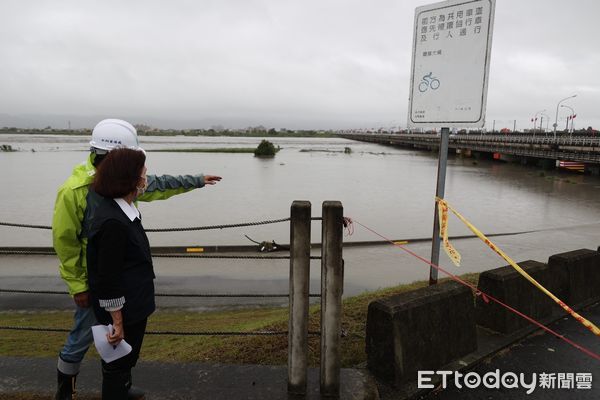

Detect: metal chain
[0,326,321,336]
[0,288,321,298]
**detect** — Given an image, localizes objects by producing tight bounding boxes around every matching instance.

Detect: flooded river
[1,134,599,308]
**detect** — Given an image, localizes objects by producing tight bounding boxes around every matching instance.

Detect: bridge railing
[341,132,600,147]
[339,133,600,165]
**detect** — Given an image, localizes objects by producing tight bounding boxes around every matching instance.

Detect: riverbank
[0,273,479,367]
[0,129,336,138]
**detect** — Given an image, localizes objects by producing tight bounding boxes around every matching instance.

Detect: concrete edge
[375,296,600,400]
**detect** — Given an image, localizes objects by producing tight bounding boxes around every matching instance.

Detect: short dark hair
[92,148,146,199]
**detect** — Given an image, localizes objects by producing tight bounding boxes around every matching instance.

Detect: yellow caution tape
[436,197,600,337]
[186,247,204,253]
[437,200,461,266]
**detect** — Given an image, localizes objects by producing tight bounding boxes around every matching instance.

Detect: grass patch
[0,273,479,367]
[148,148,255,153]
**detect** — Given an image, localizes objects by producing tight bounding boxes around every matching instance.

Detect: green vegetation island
[147,140,281,155]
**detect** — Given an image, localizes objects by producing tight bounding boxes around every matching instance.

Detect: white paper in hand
[91,324,132,363]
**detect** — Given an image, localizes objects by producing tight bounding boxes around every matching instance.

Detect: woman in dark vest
[87,147,154,399]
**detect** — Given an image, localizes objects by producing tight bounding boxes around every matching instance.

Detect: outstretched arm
[137,174,221,202]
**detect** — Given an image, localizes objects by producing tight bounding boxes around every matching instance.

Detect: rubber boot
[128,385,146,400]
[102,367,130,400]
[127,371,146,400]
[55,370,77,400]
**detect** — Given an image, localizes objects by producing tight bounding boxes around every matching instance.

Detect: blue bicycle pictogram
[418,72,440,92]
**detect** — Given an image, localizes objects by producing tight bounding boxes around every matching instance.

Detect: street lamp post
[540,113,550,134]
[553,95,577,139]
[561,105,575,138]
[533,109,545,136]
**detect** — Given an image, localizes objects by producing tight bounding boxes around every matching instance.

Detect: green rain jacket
[52,154,205,295]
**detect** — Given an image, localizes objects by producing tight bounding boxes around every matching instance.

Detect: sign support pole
[429,126,449,285]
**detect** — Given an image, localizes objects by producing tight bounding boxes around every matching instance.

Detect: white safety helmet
[90,119,141,153]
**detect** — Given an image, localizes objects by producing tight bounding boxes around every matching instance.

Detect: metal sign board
[407,0,495,128]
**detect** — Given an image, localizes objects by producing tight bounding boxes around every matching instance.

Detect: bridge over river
[339,133,600,174]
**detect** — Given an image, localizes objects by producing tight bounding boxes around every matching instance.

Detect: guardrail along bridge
[339,133,600,174]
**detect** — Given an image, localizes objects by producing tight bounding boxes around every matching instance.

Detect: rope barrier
[0,222,51,230]
[0,326,321,336]
[0,215,330,338]
[0,288,321,298]
[348,218,600,362]
[0,249,322,260]
[145,218,291,232]
[0,250,56,256]
[0,219,293,231]
[155,254,286,259]
[0,217,323,232]
[152,254,321,260]
[0,219,292,232]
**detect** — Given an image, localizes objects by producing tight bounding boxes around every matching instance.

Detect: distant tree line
[0,126,335,138]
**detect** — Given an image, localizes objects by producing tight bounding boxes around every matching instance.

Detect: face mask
[136,184,146,197]
[136,177,148,197]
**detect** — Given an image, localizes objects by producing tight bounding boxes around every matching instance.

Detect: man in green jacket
[53,119,221,399]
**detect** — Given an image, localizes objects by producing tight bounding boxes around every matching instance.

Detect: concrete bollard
[366,281,476,386]
[288,201,311,395]
[475,260,554,334]
[320,201,344,397]
[548,249,600,306]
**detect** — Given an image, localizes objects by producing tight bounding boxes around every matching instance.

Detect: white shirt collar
[114,198,141,221]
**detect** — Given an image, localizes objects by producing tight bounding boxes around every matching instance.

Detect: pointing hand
[204,175,222,185]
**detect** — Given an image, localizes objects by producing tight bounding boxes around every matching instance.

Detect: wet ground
[421,302,600,400]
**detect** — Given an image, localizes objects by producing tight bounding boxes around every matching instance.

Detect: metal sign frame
[407,0,496,128]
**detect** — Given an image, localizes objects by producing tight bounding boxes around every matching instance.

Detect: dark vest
[87,191,155,325]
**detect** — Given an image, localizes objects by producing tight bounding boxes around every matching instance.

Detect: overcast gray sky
[1,0,598,130]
